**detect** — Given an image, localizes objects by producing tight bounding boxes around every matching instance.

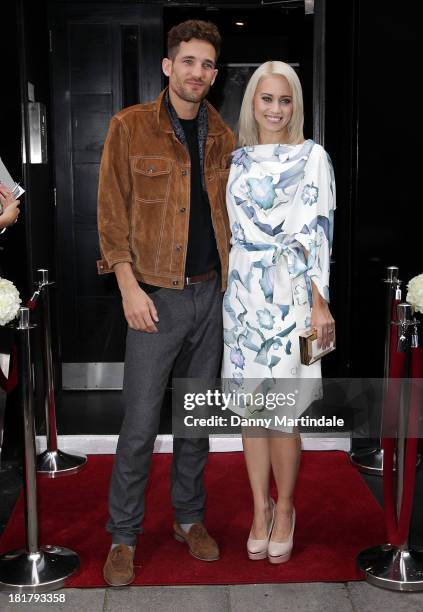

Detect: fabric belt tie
[233,241,307,305]
[273,244,308,305]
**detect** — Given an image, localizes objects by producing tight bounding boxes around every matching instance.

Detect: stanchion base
[357,543,423,591]
[36,450,87,478]
[0,545,80,592]
[349,448,421,476]
[349,448,385,475]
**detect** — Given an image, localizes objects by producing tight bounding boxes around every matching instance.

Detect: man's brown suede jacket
[97,89,236,290]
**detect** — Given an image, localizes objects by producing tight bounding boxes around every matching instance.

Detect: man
[97,20,235,586]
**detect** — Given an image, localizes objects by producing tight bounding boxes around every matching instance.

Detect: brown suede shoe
[173,522,220,561]
[103,544,135,586]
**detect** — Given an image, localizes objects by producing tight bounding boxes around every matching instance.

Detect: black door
[49,3,163,388]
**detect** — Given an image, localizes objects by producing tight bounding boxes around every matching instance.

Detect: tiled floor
[1,582,423,612]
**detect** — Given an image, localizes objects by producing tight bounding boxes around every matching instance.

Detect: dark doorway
[49,2,325,390]
[164,5,313,136]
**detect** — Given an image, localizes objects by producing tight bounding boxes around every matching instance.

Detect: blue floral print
[222,140,336,406]
[301,182,319,206]
[232,222,246,244]
[246,176,277,211]
[230,347,245,370]
[257,308,275,330]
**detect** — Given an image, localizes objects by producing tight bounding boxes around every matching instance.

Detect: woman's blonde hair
[238,61,304,146]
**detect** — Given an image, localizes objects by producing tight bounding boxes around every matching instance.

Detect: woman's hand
[0,184,21,229]
[310,281,335,349]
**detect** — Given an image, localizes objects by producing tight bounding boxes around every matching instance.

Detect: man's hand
[121,283,159,332]
[113,262,159,332]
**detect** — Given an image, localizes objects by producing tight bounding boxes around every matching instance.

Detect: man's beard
[171,79,210,103]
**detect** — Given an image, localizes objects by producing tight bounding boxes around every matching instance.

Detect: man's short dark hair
[167,20,221,60]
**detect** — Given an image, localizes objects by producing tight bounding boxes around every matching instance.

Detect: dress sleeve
[284,144,336,303]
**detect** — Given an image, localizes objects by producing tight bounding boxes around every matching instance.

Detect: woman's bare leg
[242,426,273,539]
[269,430,301,541]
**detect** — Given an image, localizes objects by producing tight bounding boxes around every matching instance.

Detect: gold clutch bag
[299,329,336,365]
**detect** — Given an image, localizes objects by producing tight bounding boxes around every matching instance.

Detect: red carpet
[0,451,385,586]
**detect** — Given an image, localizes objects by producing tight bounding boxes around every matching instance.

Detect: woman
[222,61,336,564]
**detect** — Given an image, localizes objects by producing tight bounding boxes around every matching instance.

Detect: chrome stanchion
[357,303,423,591]
[350,266,401,475]
[0,308,80,592]
[358,546,423,592]
[35,269,87,477]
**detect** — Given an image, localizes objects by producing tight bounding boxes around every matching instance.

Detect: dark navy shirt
[179,117,219,277]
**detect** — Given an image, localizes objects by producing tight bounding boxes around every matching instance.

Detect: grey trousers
[107,274,223,545]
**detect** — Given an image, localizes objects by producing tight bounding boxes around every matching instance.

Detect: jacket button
[181,169,187,176]
[172,280,179,286]
[175,245,182,251]
[179,207,186,213]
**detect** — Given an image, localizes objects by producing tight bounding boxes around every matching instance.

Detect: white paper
[0,353,10,378]
[0,157,25,197]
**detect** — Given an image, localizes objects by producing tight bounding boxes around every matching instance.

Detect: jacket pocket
[132,156,172,203]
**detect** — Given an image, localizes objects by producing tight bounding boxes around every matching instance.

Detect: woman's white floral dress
[221,140,336,427]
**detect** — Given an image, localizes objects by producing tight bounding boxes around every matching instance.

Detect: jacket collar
[156,87,227,136]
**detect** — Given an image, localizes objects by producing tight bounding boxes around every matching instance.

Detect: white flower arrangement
[0,277,21,325]
[406,273,423,315]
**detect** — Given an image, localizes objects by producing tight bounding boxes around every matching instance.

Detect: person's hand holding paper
[0,183,21,229]
[0,157,24,231]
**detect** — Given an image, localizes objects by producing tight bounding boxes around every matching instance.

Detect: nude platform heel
[267,507,295,564]
[246,498,275,560]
